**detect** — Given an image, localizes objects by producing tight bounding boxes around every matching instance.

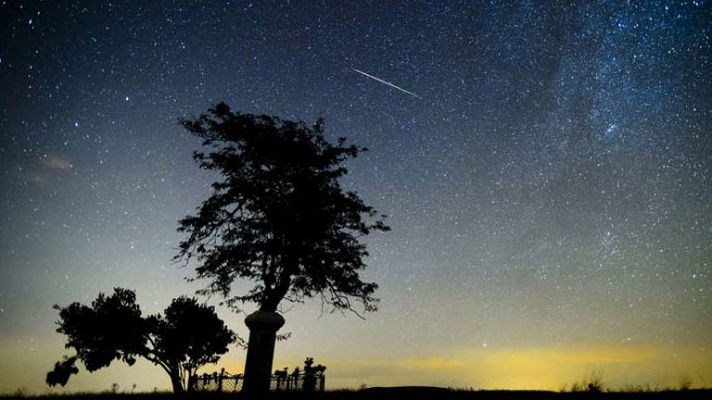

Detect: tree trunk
[241,310,285,396]
[169,370,184,394]
[186,371,195,393]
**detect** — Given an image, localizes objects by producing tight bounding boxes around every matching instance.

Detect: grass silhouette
[2,387,711,400]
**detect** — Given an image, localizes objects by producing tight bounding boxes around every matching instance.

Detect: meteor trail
[351,67,422,99]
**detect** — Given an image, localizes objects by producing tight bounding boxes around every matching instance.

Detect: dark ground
[2,387,711,400]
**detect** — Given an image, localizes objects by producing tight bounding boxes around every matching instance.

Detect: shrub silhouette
[48,288,236,393]
[46,356,79,387]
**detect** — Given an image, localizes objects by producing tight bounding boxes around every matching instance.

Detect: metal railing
[191,369,325,393]
[192,371,243,392]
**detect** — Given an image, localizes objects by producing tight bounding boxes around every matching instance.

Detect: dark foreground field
[3,387,711,400]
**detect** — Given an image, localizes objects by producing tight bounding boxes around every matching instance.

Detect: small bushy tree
[48,288,236,393]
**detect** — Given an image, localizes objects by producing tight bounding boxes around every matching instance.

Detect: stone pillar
[242,310,285,395]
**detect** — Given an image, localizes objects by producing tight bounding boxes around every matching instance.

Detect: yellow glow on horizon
[273,343,712,390]
[397,357,467,370]
[460,344,666,390]
[2,338,709,394]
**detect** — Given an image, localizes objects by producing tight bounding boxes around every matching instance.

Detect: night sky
[1,0,711,393]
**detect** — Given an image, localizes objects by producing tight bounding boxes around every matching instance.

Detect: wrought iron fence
[272,371,326,392]
[191,369,325,393]
[192,371,244,392]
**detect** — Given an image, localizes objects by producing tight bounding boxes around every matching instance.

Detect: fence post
[217,368,224,392]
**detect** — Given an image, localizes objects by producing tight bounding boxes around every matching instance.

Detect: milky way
[1,1,710,392]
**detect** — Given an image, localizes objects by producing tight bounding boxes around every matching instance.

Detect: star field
[1,0,711,392]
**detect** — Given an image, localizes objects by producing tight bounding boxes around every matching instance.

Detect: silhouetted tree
[177,103,389,393]
[149,296,236,392]
[48,288,236,393]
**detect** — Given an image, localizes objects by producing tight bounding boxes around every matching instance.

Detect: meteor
[351,67,422,99]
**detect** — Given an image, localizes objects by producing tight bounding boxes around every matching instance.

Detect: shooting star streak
[351,67,422,99]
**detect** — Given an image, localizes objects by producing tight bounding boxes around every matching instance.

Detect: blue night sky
[1,0,711,393]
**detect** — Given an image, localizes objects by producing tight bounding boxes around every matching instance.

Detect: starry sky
[1,0,711,394]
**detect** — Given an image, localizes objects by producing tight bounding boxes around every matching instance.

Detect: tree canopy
[48,288,236,393]
[176,103,389,315]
